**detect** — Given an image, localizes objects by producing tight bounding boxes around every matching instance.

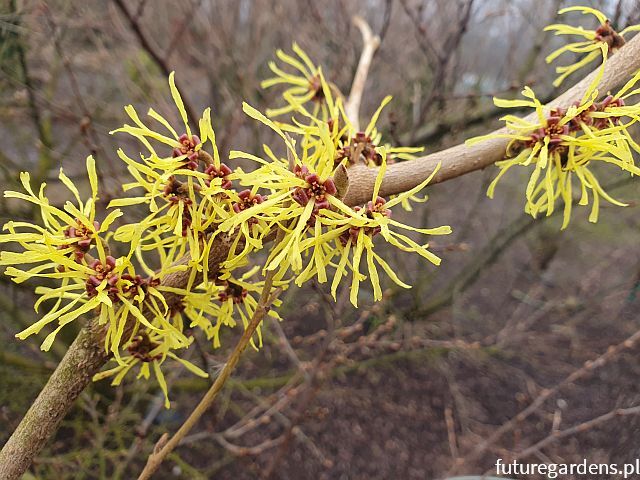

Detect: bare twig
[262,302,338,479]
[270,317,309,378]
[449,324,640,475]
[485,405,640,472]
[445,405,459,459]
[41,6,117,184]
[10,0,54,186]
[379,0,394,43]
[111,0,199,126]
[165,0,204,60]
[213,432,285,457]
[400,0,475,142]
[137,232,285,479]
[345,16,381,129]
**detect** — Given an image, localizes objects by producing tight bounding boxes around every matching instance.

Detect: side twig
[137,232,286,479]
[448,322,640,475]
[111,0,199,126]
[480,405,640,477]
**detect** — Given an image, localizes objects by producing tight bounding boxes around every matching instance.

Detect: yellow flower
[261,46,426,214]
[545,6,639,87]
[93,330,208,408]
[0,157,189,353]
[298,158,451,307]
[214,268,285,350]
[468,85,640,228]
[159,267,285,351]
[266,62,426,214]
[274,81,424,168]
[1,156,120,261]
[9,250,185,356]
[111,72,219,167]
[219,103,354,277]
[330,96,424,167]
[261,43,333,119]
[110,73,240,283]
[219,102,451,306]
[0,58,456,406]
[110,149,217,276]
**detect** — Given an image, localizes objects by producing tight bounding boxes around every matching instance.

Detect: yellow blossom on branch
[0,157,184,355]
[0,54,455,406]
[468,84,640,228]
[219,102,451,306]
[545,6,639,87]
[261,43,333,119]
[93,330,208,408]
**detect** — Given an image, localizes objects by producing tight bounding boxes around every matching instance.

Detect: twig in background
[111,0,199,126]
[345,16,381,130]
[449,324,640,475]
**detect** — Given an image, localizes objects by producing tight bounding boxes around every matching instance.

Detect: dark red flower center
[127,333,162,363]
[59,218,100,262]
[204,163,233,189]
[232,190,266,225]
[172,133,201,170]
[218,281,247,304]
[335,132,384,166]
[339,196,391,245]
[309,75,325,103]
[291,166,337,214]
[85,255,119,300]
[595,20,625,51]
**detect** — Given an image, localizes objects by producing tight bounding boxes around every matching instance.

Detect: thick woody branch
[0,322,109,480]
[2,32,640,480]
[343,33,640,206]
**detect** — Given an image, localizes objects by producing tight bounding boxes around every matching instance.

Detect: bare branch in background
[111,0,199,126]
[42,5,117,184]
[449,320,640,475]
[9,0,54,186]
[345,16,381,129]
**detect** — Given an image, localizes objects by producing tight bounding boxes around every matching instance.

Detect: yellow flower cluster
[222,102,450,307]
[545,6,640,87]
[1,49,451,405]
[227,45,451,306]
[2,8,637,406]
[0,157,207,407]
[469,8,640,229]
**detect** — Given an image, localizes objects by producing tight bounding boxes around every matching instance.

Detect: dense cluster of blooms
[469,6,640,228]
[2,5,637,405]
[0,50,449,405]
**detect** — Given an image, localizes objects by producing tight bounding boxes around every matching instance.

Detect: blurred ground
[1,0,640,478]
